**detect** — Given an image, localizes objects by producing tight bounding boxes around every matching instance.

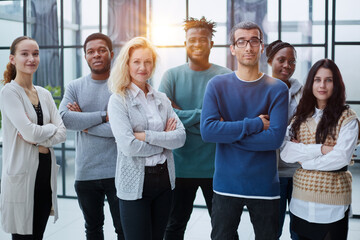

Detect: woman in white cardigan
[0,36,66,239]
[107,37,186,240]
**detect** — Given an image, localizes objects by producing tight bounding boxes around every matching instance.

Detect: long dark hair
[2,36,35,84]
[290,59,348,143]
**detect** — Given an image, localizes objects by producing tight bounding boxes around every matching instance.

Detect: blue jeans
[119,162,173,240]
[164,178,213,240]
[278,177,299,240]
[211,192,279,240]
[74,178,124,240]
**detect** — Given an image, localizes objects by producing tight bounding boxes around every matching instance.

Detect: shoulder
[153,89,170,103]
[263,74,288,92]
[35,86,53,99]
[209,72,235,85]
[210,64,233,74]
[341,108,358,122]
[0,81,22,98]
[66,75,88,89]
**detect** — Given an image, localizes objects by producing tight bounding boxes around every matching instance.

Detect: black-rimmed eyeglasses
[234,38,262,48]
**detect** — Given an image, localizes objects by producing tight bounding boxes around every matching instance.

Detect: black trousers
[292,209,349,240]
[12,153,52,240]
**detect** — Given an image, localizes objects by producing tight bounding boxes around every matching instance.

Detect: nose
[284,61,290,68]
[319,80,326,88]
[244,41,252,51]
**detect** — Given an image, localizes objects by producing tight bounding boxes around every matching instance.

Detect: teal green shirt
[159,63,232,178]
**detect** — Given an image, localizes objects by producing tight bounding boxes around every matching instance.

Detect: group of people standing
[0,16,358,240]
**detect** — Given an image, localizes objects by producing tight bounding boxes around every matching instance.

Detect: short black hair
[183,16,216,38]
[230,21,263,45]
[83,33,113,53]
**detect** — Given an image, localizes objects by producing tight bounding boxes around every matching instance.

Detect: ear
[210,40,214,49]
[230,44,236,56]
[110,51,114,60]
[184,41,187,47]
[260,43,265,54]
[9,55,15,65]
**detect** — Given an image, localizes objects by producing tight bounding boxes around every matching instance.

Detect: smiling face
[10,39,40,76]
[230,28,264,68]
[312,67,334,109]
[85,39,113,75]
[270,47,296,82]
[185,27,213,66]
[128,47,154,88]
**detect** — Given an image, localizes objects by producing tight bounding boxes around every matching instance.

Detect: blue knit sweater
[200,72,288,198]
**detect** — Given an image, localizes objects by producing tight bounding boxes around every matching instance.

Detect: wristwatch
[101,111,107,123]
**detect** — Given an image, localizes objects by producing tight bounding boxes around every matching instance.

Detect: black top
[33,101,43,126]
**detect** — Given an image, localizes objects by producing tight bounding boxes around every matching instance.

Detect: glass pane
[152,47,186,89]
[34,48,62,88]
[64,150,77,197]
[349,162,360,215]
[0,50,9,81]
[209,47,228,70]
[81,0,100,28]
[264,0,279,44]
[150,0,185,46]
[102,0,108,34]
[334,46,360,101]
[188,0,227,45]
[28,0,60,47]
[65,130,76,149]
[281,0,326,44]
[0,1,24,44]
[335,0,360,41]
[63,47,84,88]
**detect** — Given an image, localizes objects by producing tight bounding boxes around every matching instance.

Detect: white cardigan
[0,81,66,234]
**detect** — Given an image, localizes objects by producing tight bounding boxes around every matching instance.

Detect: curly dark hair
[183,16,216,38]
[290,59,348,143]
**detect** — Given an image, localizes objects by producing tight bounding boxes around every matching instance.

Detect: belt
[145,161,168,174]
[329,166,348,172]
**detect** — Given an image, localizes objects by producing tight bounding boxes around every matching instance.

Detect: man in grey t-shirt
[59,33,124,240]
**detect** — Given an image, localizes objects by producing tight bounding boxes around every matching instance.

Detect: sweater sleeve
[0,87,57,143]
[200,79,264,143]
[59,82,103,131]
[37,90,66,147]
[159,71,202,129]
[144,97,186,149]
[233,85,289,151]
[108,94,164,157]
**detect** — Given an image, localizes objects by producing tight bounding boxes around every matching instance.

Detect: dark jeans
[278,177,299,240]
[74,178,124,240]
[164,178,213,240]
[292,209,349,240]
[119,162,173,240]
[211,192,279,240]
[12,153,52,240]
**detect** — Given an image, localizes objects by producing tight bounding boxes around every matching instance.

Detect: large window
[0,0,359,215]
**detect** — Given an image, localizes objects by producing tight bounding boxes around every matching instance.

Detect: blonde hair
[108,37,158,96]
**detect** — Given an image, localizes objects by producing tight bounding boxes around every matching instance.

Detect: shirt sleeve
[59,82,103,131]
[280,124,323,163]
[301,119,359,171]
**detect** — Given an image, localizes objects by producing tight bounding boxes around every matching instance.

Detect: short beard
[89,63,111,75]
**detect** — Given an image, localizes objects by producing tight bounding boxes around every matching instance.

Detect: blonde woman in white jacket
[0,36,66,239]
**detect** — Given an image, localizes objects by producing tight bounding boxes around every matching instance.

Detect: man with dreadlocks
[159,16,232,239]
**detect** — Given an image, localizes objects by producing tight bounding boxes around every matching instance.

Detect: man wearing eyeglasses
[200,21,289,240]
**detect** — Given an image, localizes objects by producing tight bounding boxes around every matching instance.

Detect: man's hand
[259,114,270,131]
[321,145,334,155]
[67,102,82,112]
[134,132,146,141]
[165,118,177,132]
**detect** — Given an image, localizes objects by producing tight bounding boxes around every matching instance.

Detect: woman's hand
[134,132,146,141]
[165,118,177,132]
[321,145,334,155]
[38,145,50,154]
